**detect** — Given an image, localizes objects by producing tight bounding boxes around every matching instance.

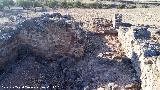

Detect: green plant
[141,4,149,8]
[97,3,103,9]
[67,2,74,8]
[16,0,33,8]
[74,1,82,8]
[48,0,59,8]
[61,1,68,8]
[89,3,98,9]
[130,5,136,9]
[126,4,137,9]
[33,1,43,7]
[117,4,126,9]
[102,4,112,9]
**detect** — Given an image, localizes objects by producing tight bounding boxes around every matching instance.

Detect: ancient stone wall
[113,14,122,30]
[118,25,160,90]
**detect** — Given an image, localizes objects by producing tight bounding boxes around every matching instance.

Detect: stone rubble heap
[0,13,85,74]
[18,13,85,58]
[92,18,113,33]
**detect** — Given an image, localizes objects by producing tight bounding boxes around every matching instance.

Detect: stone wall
[118,25,160,90]
[113,14,122,30]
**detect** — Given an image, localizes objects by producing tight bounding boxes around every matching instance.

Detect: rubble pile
[0,13,85,81]
[83,17,116,33]
[104,35,125,60]
[92,18,113,33]
[18,13,85,59]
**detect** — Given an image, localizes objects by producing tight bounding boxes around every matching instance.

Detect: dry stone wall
[118,25,160,90]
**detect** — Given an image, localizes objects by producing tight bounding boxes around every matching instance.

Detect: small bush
[97,3,103,9]
[141,4,149,8]
[126,4,137,9]
[102,4,112,9]
[48,1,59,8]
[117,4,126,9]
[61,1,68,8]
[17,0,33,8]
[130,5,136,9]
[67,2,74,8]
[34,1,43,7]
[81,3,90,8]
[89,3,98,9]
[74,1,82,8]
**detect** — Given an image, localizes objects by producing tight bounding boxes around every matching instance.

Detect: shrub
[88,3,99,9]
[48,0,59,8]
[97,3,103,9]
[74,1,82,8]
[102,4,112,9]
[81,3,90,8]
[17,0,33,8]
[67,2,74,8]
[34,1,43,7]
[126,4,137,9]
[141,4,149,8]
[117,4,126,9]
[129,5,136,9]
[61,1,68,8]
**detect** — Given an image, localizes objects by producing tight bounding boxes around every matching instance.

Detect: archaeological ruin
[0,12,159,90]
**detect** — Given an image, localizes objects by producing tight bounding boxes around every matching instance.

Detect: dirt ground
[54,8,160,27]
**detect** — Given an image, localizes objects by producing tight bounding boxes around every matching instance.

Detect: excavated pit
[0,14,141,90]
